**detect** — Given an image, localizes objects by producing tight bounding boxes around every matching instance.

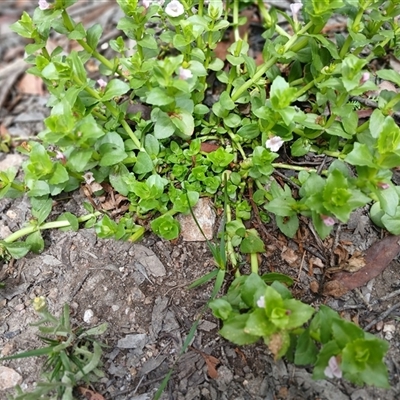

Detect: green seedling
[1,297,108,399]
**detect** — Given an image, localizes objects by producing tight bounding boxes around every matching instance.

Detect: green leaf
[245,308,276,337]
[219,314,260,345]
[2,242,31,259]
[309,305,340,344]
[146,87,174,106]
[240,231,265,253]
[341,338,389,388]
[276,214,299,238]
[31,197,52,225]
[266,197,296,217]
[295,328,318,365]
[25,231,45,253]
[57,212,79,231]
[109,164,131,196]
[376,69,400,87]
[270,76,297,110]
[381,206,400,234]
[68,149,93,172]
[87,23,103,49]
[241,273,267,308]
[170,109,194,139]
[133,151,154,174]
[313,340,342,380]
[48,163,69,185]
[209,298,233,320]
[219,91,235,110]
[99,143,127,166]
[154,111,175,139]
[332,319,364,349]
[376,184,398,216]
[69,50,86,83]
[284,299,315,329]
[151,215,180,240]
[261,273,294,286]
[236,123,260,140]
[207,148,234,168]
[102,79,130,101]
[345,143,377,168]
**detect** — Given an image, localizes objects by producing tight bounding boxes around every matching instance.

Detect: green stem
[76,82,144,151]
[383,93,400,112]
[293,74,325,99]
[4,212,102,244]
[227,130,246,160]
[258,0,290,39]
[61,10,116,73]
[225,201,239,276]
[250,253,258,274]
[233,0,240,42]
[231,21,313,102]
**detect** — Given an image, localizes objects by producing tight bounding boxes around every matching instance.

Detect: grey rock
[117,333,147,350]
[130,244,166,277]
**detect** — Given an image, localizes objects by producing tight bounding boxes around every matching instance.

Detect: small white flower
[321,215,335,227]
[38,0,50,10]
[97,78,107,88]
[178,67,193,80]
[290,2,303,23]
[324,356,342,379]
[265,136,284,152]
[257,296,265,308]
[359,72,370,85]
[165,0,185,17]
[377,182,390,190]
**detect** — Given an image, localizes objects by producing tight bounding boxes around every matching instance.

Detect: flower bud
[33,296,47,312]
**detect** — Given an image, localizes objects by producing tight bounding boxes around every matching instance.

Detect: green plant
[209,260,390,388]
[1,0,397,393]
[2,0,400,258]
[1,297,108,399]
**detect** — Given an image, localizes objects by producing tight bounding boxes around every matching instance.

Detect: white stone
[0,366,22,390]
[83,309,94,323]
[177,198,216,241]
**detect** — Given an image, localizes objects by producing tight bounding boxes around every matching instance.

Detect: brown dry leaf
[17,74,44,96]
[191,347,220,379]
[338,250,365,273]
[281,247,298,266]
[333,244,349,265]
[310,280,319,293]
[268,332,284,360]
[310,256,324,268]
[203,353,220,379]
[77,387,105,400]
[234,347,247,363]
[323,235,400,297]
[200,142,220,153]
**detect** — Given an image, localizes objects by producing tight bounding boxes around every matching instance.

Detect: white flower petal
[38,0,50,10]
[257,296,265,308]
[265,136,284,152]
[165,0,184,17]
[178,67,193,80]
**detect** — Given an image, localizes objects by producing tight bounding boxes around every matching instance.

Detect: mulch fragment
[323,235,400,297]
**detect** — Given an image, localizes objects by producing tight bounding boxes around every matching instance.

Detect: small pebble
[83,309,94,323]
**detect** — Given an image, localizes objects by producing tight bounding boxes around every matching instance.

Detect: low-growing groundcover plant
[0,0,398,394]
[0,297,108,400]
